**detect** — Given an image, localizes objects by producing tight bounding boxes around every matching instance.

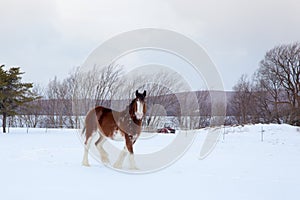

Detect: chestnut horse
[82,90,146,170]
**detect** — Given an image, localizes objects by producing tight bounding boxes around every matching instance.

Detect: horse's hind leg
[95,134,110,164]
[82,135,92,167]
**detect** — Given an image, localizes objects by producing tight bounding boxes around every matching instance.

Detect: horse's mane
[129,99,135,110]
[128,99,136,118]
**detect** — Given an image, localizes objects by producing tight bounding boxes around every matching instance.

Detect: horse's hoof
[82,162,90,167]
[129,166,139,171]
[101,157,110,165]
[113,163,122,169]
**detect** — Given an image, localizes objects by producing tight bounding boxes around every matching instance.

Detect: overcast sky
[0,0,299,90]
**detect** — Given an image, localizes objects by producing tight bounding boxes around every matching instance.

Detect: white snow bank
[0,124,299,200]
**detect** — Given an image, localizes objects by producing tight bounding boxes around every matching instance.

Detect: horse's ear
[136,90,139,97]
[143,90,146,97]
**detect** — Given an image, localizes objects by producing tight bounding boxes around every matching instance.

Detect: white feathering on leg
[113,148,127,169]
[82,137,92,167]
[129,153,138,170]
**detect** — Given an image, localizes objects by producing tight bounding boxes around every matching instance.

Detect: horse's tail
[81,126,86,135]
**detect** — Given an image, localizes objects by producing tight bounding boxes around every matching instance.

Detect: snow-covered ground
[0,124,300,200]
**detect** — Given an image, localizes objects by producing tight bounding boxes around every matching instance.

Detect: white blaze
[135,100,144,119]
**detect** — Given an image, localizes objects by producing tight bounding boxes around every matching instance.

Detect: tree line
[1,41,300,133]
[2,64,205,131]
[230,42,300,125]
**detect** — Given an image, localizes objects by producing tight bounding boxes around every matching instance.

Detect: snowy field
[0,124,300,200]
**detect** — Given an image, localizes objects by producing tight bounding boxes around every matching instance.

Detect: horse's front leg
[125,135,138,170]
[113,134,138,170]
[113,146,128,169]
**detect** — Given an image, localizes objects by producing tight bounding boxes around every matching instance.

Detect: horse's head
[132,90,147,120]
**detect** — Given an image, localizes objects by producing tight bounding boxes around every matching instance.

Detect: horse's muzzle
[135,112,143,120]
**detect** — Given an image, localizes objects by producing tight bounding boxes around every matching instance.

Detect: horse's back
[94,105,111,114]
[84,106,108,134]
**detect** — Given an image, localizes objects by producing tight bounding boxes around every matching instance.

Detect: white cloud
[53,0,202,43]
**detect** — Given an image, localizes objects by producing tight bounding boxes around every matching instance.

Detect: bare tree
[231,74,254,124]
[252,69,288,124]
[20,84,44,128]
[197,91,211,128]
[45,77,63,128]
[140,72,184,130]
[259,42,300,124]
[111,69,185,130]
[72,64,122,128]
[94,64,122,106]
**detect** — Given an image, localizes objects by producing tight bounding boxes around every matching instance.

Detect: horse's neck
[114,108,130,124]
[121,106,130,118]
[117,107,142,134]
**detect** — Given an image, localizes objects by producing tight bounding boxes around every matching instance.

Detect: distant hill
[20,90,236,117]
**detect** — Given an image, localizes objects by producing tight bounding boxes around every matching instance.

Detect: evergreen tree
[0,65,38,133]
